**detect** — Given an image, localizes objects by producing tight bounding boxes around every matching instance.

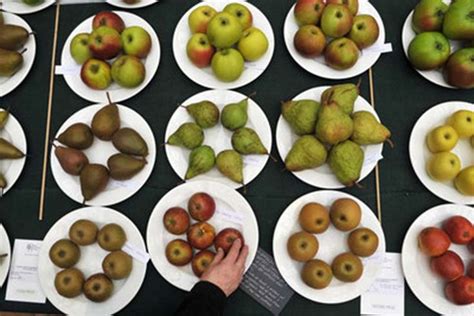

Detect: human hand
[200,239,249,297]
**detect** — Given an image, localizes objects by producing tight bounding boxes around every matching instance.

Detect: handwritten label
[243,155,262,166]
[215,208,244,226]
[55,65,81,76]
[363,43,393,55]
[123,242,150,264]
[364,153,383,167]
[245,62,265,71]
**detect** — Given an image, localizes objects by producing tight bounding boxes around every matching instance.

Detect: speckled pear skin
[167,122,204,150]
[282,99,320,135]
[221,98,248,131]
[321,83,359,115]
[285,135,328,172]
[231,127,267,155]
[185,145,216,180]
[315,98,354,145]
[351,111,391,145]
[216,149,244,184]
[328,140,364,187]
[186,101,220,129]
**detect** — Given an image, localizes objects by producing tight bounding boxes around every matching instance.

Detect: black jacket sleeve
[175,281,227,316]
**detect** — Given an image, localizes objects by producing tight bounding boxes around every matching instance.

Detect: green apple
[443,0,474,40]
[188,5,217,34]
[324,37,359,70]
[22,0,44,5]
[70,33,92,64]
[447,110,474,138]
[187,33,215,68]
[88,26,122,60]
[111,55,146,88]
[207,12,243,49]
[454,166,474,196]
[294,0,325,26]
[348,15,379,49]
[224,3,253,30]
[80,59,112,90]
[445,48,474,89]
[412,0,448,33]
[211,48,244,82]
[321,4,353,38]
[237,27,268,61]
[293,25,326,57]
[326,0,359,16]
[408,32,450,70]
[426,152,461,181]
[121,26,152,58]
[426,125,459,153]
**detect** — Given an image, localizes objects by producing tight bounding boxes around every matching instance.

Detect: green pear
[185,145,216,180]
[112,128,149,157]
[281,99,320,135]
[221,97,248,131]
[91,96,120,141]
[0,25,30,50]
[185,101,220,129]
[216,149,244,184]
[285,135,327,172]
[443,0,474,40]
[0,48,24,77]
[57,123,94,150]
[107,153,146,180]
[0,138,24,159]
[351,111,392,146]
[167,122,204,150]
[0,109,9,130]
[80,164,109,202]
[315,99,354,145]
[231,127,268,155]
[328,140,364,187]
[454,166,474,196]
[321,83,359,115]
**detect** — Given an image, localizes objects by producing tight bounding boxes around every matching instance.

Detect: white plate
[0,12,36,97]
[0,224,11,288]
[50,103,156,206]
[60,11,161,103]
[401,1,459,89]
[165,89,272,189]
[106,0,157,9]
[283,2,386,79]
[0,108,27,195]
[38,207,147,315]
[172,0,275,90]
[2,0,55,15]
[409,101,474,205]
[402,204,474,315]
[273,190,386,304]
[146,180,259,291]
[276,86,384,188]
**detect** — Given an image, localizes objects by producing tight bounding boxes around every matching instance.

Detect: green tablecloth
[1,0,472,315]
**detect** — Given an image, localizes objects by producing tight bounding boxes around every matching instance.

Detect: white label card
[123,242,150,264]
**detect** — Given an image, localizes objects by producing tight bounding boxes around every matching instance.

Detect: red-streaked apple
[165,239,193,266]
[186,33,215,68]
[121,26,152,59]
[443,215,473,244]
[324,37,359,70]
[445,48,474,89]
[326,0,359,16]
[320,4,353,38]
[187,222,216,250]
[188,192,216,222]
[163,207,190,235]
[188,5,217,34]
[412,0,448,33]
[293,25,326,57]
[80,59,112,90]
[223,3,253,30]
[70,33,92,65]
[88,26,122,60]
[92,11,125,33]
[418,227,451,257]
[294,0,325,26]
[214,228,244,254]
[348,15,379,49]
[111,55,146,88]
[191,250,215,277]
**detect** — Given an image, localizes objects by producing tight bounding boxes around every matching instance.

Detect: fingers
[210,248,224,268]
[223,238,242,264]
[236,245,249,270]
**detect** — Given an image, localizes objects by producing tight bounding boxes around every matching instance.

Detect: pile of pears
[167,95,269,185]
[54,94,149,203]
[282,83,392,187]
[0,12,32,77]
[0,108,26,195]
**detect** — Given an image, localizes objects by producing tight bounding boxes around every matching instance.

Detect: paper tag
[245,62,265,71]
[108,179,140,190]
[364,153,383,167]
[122,242,150,264]
[5,239,46,304]
[243,155,262,166]
[215,208,244,226]
[360,252,405,315]
[363,43,393,55]
[55,65,81,76]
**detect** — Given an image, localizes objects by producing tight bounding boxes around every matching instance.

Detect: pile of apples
[69,11,152,90]
[292,0,380,70]
[418,215,474,305]
[408,0,474,89]
[163,192,245,277]
[425,109,474,196]
[186,3,269,82]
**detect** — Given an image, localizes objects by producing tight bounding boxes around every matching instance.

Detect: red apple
[165,239,193,266]
[186,33,215,68]
[188,192,216,222]
[430,250,465,281]
[294,0,325,26]
[418,227,451,257]
[88,26,122,60]
[191,250,215,277]
[293,25,326,57]
[443,216,473,245]
[445,276,474,305]
[187,222,216,250]
[468,239,474,254]
[92,11,125,33]
[214,228,244,254]
[163,207,190,235]
[468,259,474,278]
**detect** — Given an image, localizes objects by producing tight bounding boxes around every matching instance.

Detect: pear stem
[281,167,287,173]
[242,182,247,194]
[268,153,278,162]
[354,182,364,189]
[386,138,395,148]
[19,48,27,55]
[29,31,37,36]
[246,91,257,99]
[356,77,362,90]
[0,188,3,198]
[106,92,113,105]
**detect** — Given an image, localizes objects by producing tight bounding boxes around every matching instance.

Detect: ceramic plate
[0,12,36,97]
[401,0,459,89]
[2,0,55,14]
[106,0,157,9]
[283,2,386,79]
[402,204,474,315]
[147,180,259,291]
[165,89,272,189]
[60,11,161,103]
[0,224,11,287]
[0,108,27,195]
[276,86,384,188]
[409,101,474,205]
[38,207,147,315]
[50,103,156,206]
[273,190,386,304]
[172,0,275,89]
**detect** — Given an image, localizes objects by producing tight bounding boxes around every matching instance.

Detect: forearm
[175,281,227,316]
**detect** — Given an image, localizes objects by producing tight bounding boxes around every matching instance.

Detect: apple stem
[106,92,113,105]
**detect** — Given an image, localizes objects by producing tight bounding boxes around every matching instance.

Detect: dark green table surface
[1,0,472,315]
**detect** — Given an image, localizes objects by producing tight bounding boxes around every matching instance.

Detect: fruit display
[403,0,474,88]
[50,96,156,206]
[147,180,258,291]
[165,89,272,189]
[402,204,474,314]
[173,1,274,88]
[277,84,391,188]
[273,190,385,303]
[409,101,474,205]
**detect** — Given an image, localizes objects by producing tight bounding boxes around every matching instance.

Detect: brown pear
[80,164,109,202]
[112,128,148,157]
[54,146,89,176]
[0,48,24,77]
[0,25,30,50]
[57,123,94,150]
[91,96,120,141]
[107,153,146,180]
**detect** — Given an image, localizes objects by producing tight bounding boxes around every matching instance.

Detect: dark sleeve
[175,281,227,316]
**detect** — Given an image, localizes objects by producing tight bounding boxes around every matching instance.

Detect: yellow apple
[426,152,461,181]
[237,27,268,61]
[426,125,459,153]
[454,166,474,196]
[447,110,474,138]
